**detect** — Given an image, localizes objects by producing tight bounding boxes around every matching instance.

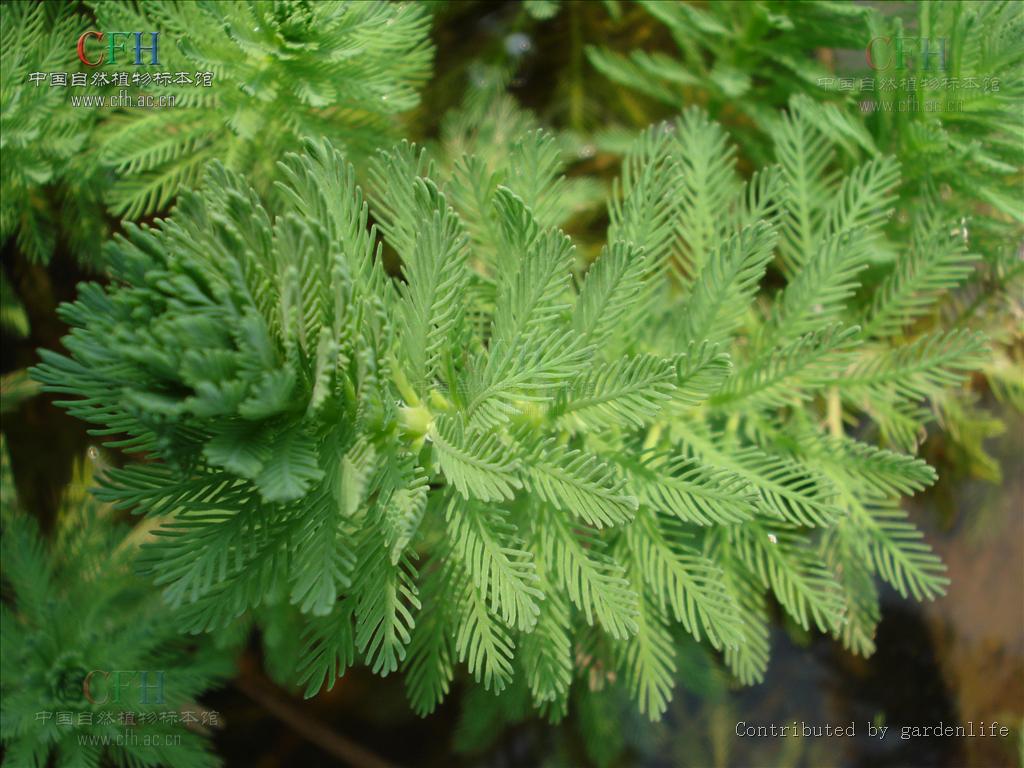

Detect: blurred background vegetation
[1,1,1021,766]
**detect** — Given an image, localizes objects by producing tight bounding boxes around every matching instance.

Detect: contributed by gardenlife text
[734,720,1011,741]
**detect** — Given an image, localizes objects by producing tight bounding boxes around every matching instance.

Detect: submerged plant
[34,105,984,721]
[0,442,231,767]
[587,0,1023,482]
[862,1,1023,249]
[585,0,874,163]
[586,0,1022,264]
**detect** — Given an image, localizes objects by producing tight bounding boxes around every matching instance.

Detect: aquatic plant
[32,103,979,721]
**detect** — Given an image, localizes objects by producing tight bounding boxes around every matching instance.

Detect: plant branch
[234,673,397,768]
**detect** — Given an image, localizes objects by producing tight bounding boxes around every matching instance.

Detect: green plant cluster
[0,2,106,265]
[33,101,985,720]
[586,0,874,161]
[0,1,1020,765]
[584,0,1023,481]
[0,441,232,768]
[0,0,435,259]
[90,0,435,218]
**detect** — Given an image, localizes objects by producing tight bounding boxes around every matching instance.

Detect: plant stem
[234,673,396,768]
[827,387,843,438]
[569,1,584,132]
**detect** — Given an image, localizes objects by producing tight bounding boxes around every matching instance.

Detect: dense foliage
[0,2,105,265]
[0,442,231,767]
[580,0,1024,481]
[89,0,435,218]
[586,0,873,162]
[33,100,985,719]
[0,1,1020,765]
